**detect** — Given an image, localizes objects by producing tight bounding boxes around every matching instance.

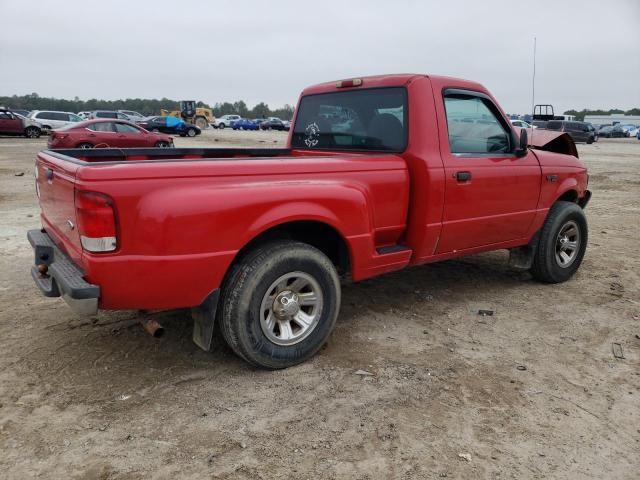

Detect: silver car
[29,110,82,131]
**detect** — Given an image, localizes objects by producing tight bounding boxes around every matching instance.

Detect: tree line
[0,93,295,120]
[563,108,640,121]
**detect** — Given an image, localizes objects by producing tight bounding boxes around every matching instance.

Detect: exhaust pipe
[140,317,164,338]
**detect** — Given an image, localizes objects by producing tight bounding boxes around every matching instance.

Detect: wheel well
[557,190,578,203]
[235,221,350,276]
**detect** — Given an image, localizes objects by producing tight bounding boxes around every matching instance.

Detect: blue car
[231,118,259,131]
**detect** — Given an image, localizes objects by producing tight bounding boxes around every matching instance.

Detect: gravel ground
[0,131,639,479]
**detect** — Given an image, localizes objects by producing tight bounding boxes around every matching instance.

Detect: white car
[118,110,146,123]
[510,119,535,129]
[29,110,82,131]
[213,114,241,129]
[620,124,639,137]
[77,111,92,120]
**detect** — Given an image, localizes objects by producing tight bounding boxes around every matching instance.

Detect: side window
[444,93,511,154]
[115,123,140,133]
[117,113,129,120]
[89,122,116,132]
[0,112,11,119]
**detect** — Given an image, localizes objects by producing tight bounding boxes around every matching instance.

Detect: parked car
[118,110,146,123]
[531,120,548,129]
[260,117,287,131]
[89,110,131,121]
[137,116,201,137]
[510,119,534,129]
[598,125,628,138]
[29,74,590,369]
[282,120,291,131]
[0,109,42,138]
[28,110,82,131]
[77,111,92,120]
[231,118,259,130]
[213,114,241,129]
[47,119,174,149]
[620,124,639,137]
[545,120,597,144]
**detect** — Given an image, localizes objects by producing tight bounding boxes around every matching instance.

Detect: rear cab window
[292,87,407,152]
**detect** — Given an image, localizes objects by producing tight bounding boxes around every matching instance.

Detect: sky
[1,0,639,114]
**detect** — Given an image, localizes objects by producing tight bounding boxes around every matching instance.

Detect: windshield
[291,87,407,152]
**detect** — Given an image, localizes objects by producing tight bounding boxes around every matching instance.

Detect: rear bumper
[28,229,100,315]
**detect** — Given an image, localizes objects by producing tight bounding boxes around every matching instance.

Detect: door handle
[455,171,472,182]
[45,168,54,180]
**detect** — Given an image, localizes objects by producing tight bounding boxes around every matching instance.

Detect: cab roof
[301,73,486,96]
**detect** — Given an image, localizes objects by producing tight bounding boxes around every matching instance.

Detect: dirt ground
[1,130,639,479]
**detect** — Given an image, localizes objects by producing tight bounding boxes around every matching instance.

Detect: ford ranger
[28,74,591,369]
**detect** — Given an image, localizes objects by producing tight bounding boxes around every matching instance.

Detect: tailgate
[35,151,83,264]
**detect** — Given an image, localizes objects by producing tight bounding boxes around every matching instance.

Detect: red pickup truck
[29,74,591,368]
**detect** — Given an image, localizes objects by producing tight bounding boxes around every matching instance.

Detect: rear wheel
[25,127,41,138]
[218,123,226,129]
[76,142,94,149]
[530,201,588,283]
[195,116,208,129]
[219,241,341,369]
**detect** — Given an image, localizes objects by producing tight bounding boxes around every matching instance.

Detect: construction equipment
[161,101,214,129]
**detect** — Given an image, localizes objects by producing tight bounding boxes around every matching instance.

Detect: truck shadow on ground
[21,251,534,405]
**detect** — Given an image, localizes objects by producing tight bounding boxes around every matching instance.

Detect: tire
[586,136,593,144]
[155,141,171,148]
[76,142,94,149]
[25,127,41,138]
[218,123,226,129]
[219,240,341,369]
[187,128,197,137]
[530,201,588,283]
[195,117,208,129]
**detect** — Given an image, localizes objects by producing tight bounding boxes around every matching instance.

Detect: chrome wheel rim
[555,220,580,268]
[188,129,196,137]
[259,271,323,346]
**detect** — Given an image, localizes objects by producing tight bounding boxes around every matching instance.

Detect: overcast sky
[1,0,639,114]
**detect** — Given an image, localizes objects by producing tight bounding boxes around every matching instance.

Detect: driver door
[435,90,541,254]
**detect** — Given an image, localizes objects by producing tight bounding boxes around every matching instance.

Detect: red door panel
[437,156,541,253]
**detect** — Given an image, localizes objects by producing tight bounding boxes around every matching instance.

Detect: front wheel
[155,141,172,148]
[76,142,94,149]
[187,128,197,137]
[218,123,226,129]
[219,241,341,369]
[530,201,588,283]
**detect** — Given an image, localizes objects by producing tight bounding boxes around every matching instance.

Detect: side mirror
[515,128,528,157]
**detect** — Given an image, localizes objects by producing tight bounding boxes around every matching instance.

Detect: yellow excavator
[161,101,214,129]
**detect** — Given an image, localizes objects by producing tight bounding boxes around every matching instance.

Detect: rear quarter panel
[75,155,409,309]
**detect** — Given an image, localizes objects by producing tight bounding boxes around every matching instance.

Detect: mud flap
[191,289,220,351]
[508,232,540,271]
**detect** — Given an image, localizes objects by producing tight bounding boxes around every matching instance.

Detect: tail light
[75,190,117,252]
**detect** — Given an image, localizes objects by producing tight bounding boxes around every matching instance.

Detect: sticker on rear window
[304,122,320,148]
